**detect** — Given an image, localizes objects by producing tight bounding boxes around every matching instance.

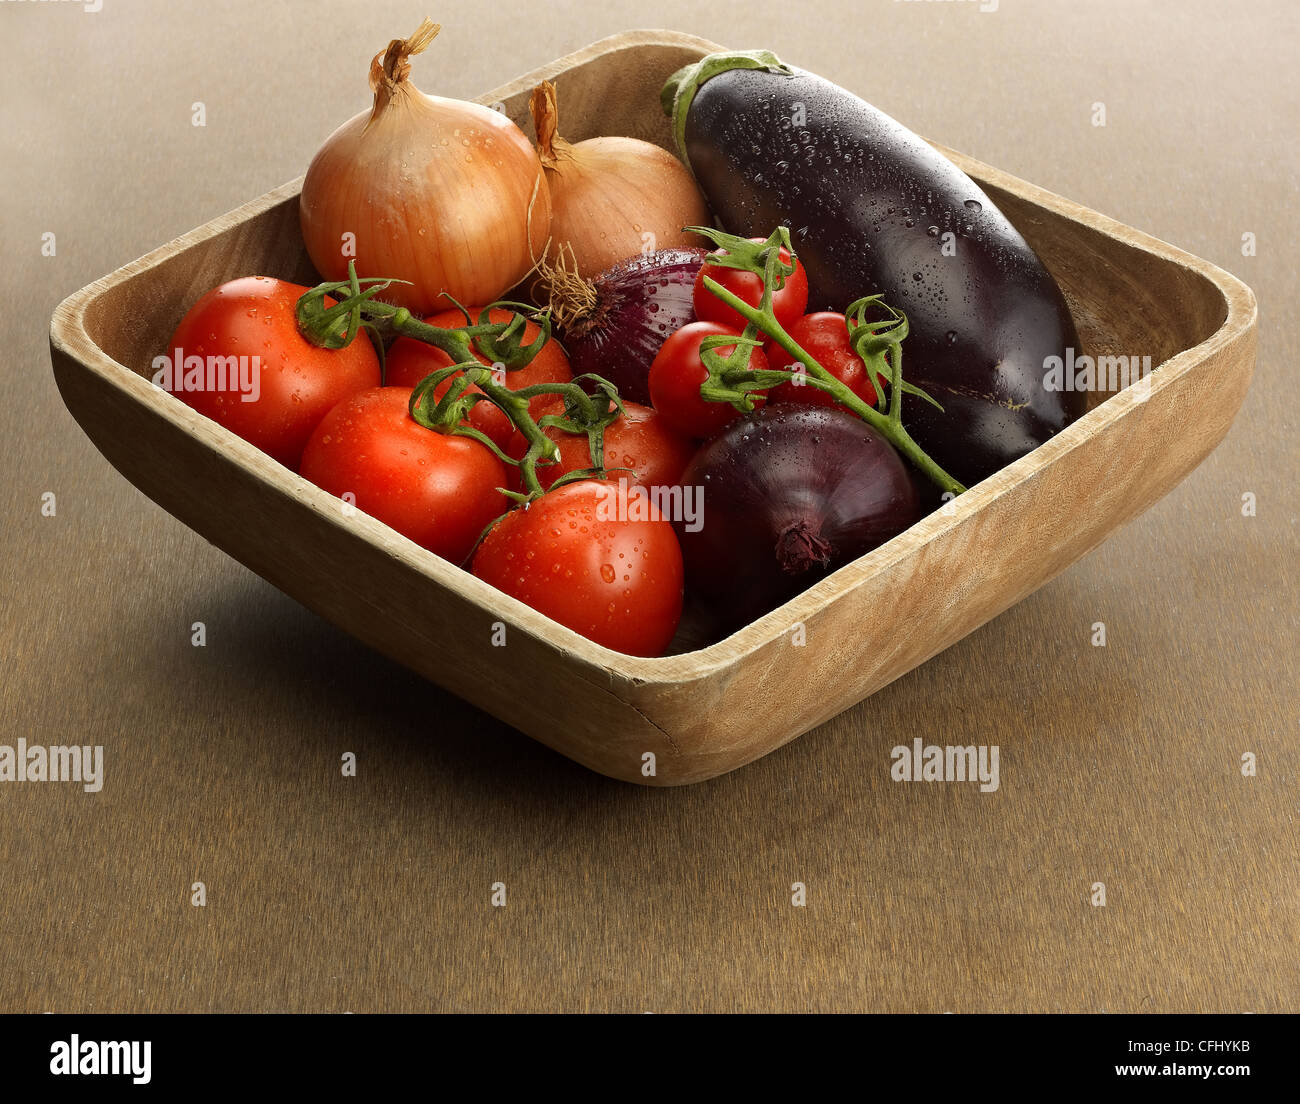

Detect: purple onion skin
[677,405,920,632]
[563,247,707,405]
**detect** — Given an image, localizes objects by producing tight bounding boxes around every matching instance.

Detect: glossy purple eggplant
[664,52,1086,487]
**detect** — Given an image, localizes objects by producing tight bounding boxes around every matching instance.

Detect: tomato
[507,399,697,492]
[385,307,571,450]
[692,238,809,335]
[161,276,381,469]
[648,321,768,439]
[768,312,889,411]
[472,481,684,657]
[299,387,507,564]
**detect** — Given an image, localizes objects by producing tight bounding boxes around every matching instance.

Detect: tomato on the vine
[768,312,889,411]
[385,306,571,450]
[163,276,381,469]
[472,480,684,657]
[299,386,506,564]
[648,321,769,439]
[692,238,808,334]
[508,399,697,492]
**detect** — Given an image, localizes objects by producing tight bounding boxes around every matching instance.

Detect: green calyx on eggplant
[663,51,1086,488]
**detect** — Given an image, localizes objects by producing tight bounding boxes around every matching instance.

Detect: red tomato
[472,481,684,657]
[162,276,381,469]
[385,307,571,450]
[692,238,809,334]
[507,399,697,492]
[299,387,507,564]
[768,312,889,411]
[648,322,768,439]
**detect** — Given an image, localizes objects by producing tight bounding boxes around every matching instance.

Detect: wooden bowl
[48,31,1257,786]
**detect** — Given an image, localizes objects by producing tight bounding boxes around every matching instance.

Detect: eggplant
[663,51,1085,487]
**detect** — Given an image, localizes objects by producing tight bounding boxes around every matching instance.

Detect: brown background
[1,0,1296,1012]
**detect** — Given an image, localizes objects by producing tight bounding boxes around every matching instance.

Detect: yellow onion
[300,20,551,315]
[528,80,709,279]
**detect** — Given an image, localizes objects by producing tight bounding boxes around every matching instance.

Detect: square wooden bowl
[49,31,1257,785]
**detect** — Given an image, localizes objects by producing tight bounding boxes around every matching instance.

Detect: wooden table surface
[1,0,1295,1013]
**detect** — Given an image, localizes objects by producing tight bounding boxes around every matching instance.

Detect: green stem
[408,367,629,503]
[295,268,551,372]
[699,276,965,496]
[297,264,627,506]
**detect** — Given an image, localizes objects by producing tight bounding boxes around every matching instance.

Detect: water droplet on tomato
[599,563,615,583]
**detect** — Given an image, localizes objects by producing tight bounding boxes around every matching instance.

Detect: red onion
[550,247,706,405]
[677,405,920,632]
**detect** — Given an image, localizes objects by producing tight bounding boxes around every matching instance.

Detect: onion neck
[529,79,580,171]
[775,520,832,575]
[368,18,441,121]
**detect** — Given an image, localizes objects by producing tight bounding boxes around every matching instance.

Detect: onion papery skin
[543,137,711,278]
[562,247,707,405]
[677,405,920,632]
[301,93,550,315]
